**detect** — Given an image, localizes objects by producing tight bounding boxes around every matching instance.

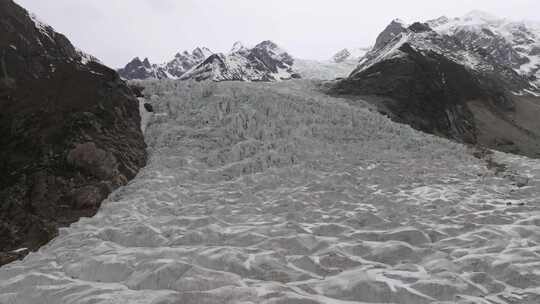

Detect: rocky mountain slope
[332,11,540,158]
[118,47,213,80]
[428,10,540,84]
[0,0,146,265]
[3,79,540,304]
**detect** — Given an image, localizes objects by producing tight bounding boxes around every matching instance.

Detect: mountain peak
[193,47,212,59]
[142,58,151,67]
[120,47,213,80]
[392,18,407,26]
[231,41,248,53]
[180,40,298,82]
[374,19,409,50]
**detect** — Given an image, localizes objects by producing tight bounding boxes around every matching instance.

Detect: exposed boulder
[67,142,119,180]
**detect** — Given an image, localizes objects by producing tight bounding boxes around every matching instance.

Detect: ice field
[1,80,540,304]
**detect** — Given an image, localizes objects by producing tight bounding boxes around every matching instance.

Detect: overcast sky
[16,0,540,68]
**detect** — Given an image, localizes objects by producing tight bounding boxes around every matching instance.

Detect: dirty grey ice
[2,80,540,304]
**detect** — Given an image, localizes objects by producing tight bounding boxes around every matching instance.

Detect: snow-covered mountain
[119,41,300,82]
[118,47,213,80]
[180,41,301,81]
[161,47,213,78]
[332,47,370,63]
[333,11,540,157]
[118,42,375,82]
[352,17,534,93]
[427,10,540,84]
[117,57,158,80]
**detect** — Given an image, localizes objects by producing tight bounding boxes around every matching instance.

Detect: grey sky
[16,0,540,68]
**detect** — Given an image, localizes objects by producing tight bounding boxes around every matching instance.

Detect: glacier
[1,80,540,304]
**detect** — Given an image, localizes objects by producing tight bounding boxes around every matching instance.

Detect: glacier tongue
[2,80,540,304]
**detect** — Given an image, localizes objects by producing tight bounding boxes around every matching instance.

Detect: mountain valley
[2,2,540,304]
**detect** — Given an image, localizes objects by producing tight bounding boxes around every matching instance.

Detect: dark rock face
[0,0,147,265]
[333,18,540,158]
[335,43,481,142]
[374,19,408,50]
[117,57,158,80]
[249,40,295,72]
[408,22,432,33]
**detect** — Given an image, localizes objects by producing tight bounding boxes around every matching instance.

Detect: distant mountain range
[119,41,301,81]
[118,43,372,81]
[118,47,212,80]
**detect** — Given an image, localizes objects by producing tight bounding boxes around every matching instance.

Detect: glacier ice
[1,80,540,304]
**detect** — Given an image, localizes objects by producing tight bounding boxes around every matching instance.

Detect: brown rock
[67,142,118,180]
[0,0,147,266]
[72,186,104,210]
